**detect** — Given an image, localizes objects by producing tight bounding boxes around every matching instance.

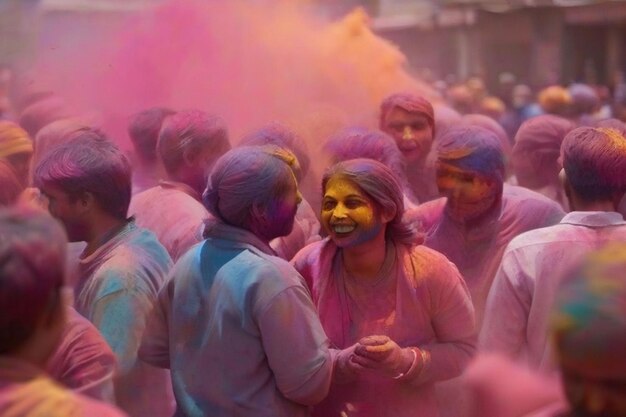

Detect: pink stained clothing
[406,184,565,328]
[292,239,476,417]
[270,197,321,261]
[462,353,565,417]
[75,220,175,417]
[128,180,209,261]
[0,358,127,417]
[523,403,570,417]
[532,184,569,212]
[479,211,626,371]
[406,150,439,204]
[46,307,116,402]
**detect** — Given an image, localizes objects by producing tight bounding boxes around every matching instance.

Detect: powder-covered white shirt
[479,211,626,371]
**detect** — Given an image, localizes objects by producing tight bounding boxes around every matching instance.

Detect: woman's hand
[353,335,418,378]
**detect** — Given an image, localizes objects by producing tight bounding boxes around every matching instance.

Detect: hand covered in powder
[332,343,365,383]
[353,335,416,378]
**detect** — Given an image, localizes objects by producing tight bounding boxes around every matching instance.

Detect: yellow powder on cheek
[324,177,376,227]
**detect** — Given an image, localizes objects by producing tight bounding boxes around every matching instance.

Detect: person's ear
[182,147,194,167]
[381,206,396,224]
[250,202,268,224]
[42,289,66,328]
[612,191,625,214]
[77,191,95,214]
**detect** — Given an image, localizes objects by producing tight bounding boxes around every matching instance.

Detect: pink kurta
[292,239,476,417]
[406,185,565,328]
[47,307,116,402]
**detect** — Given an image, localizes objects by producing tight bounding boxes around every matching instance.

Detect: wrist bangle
[392,348,418,380]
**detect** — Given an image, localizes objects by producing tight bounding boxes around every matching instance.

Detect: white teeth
[333,225,355,233]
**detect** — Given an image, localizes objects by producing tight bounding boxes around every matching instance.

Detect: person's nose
[296,190,303,205]
[332,203,348,220]
[451,186,463,200]
[402,126,415,141]
[438,180,460,199]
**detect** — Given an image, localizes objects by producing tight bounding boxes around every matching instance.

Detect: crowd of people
[1,68,626,417]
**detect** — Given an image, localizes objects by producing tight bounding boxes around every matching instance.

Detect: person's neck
[341,233,388,282]
[570,198,618,213]
[405,155,428,175]
[84,216,128,257]
[11,346,50,370]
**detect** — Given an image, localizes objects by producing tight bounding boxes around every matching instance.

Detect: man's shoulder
[502,185,565,227]
[124,226,172,263]
[503,185,563,211]
[506,224,567,252]
[88,228,171,289]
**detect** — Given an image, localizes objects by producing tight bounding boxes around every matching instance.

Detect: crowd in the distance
[1,63,626,417]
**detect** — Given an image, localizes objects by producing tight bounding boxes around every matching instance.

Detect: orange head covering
[0,121,33,159]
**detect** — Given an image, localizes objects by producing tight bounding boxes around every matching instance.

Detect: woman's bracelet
[392,348,418,380]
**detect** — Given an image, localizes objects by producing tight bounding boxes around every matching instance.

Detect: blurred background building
[1,0,624,93]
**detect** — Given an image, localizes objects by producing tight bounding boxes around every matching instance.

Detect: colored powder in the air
[31,0,436,169]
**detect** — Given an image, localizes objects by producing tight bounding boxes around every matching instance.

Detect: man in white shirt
[480,126,626,371]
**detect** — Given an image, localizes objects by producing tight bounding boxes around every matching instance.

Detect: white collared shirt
[480,211,626,371]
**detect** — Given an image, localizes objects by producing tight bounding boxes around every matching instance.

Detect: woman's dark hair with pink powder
[322,158,421,246]
[34,129,132,220]
[322,127,408,190]
[0,207,67,354]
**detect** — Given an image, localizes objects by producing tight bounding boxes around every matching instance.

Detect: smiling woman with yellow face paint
[321,176,388,250]
[292,158,476,417]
